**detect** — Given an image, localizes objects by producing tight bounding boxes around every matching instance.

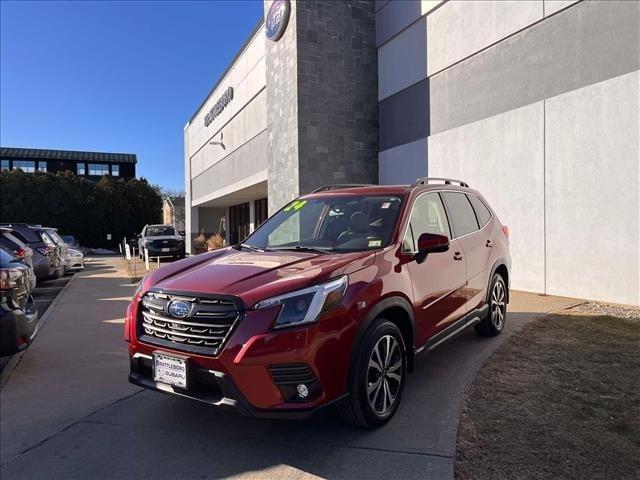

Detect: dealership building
[184,0,639,306]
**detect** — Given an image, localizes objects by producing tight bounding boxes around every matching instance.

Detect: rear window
[39,231,56,246]
[47,230,65,245]
[2,232,26,249]
[467,195,492,228]
[442,192,479,238]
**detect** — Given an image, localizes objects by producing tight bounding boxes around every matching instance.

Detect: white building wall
[428,102,546,293]
[544,71,639,305]
[426,0,543,75]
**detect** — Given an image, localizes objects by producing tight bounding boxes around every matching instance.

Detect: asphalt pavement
[0,269,76,376]
[0,256,579,479]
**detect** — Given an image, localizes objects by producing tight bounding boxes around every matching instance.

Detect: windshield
[61,235,76,245]
[244,195,404,252]
[146,226,175,237]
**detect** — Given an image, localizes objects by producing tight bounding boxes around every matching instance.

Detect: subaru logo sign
[168,300,190,318]
[265,0,290,42]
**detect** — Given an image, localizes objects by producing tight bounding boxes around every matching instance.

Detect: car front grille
[150,239,179,248]
[138,290,241,356]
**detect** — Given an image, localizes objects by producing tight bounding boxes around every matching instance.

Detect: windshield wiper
[237,243,266,252]
[270,245,334,255]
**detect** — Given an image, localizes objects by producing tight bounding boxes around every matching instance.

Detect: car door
[402,192,468,346]
[441,191,486,311]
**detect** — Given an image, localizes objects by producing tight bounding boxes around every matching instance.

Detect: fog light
[297,384,309,399]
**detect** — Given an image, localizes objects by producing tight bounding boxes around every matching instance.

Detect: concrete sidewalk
[0,257,140,465]
[0,257,580,479]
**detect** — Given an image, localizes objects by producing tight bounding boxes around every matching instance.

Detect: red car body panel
[126,184,510,417]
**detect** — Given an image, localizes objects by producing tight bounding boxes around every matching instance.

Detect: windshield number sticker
[284,200,307,212]
[368,239,382,248]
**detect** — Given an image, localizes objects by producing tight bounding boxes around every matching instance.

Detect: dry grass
[455,312,640,480]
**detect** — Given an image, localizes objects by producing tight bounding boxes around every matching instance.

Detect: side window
[442,192,479,238]
[467,194,492,228]
[402,193,450,252]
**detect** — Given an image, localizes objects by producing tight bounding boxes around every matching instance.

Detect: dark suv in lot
[126,178,510,427]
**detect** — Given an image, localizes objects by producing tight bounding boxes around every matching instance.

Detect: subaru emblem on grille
[168,300,191,318]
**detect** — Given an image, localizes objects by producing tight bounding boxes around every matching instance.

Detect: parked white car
[65,248,84,270]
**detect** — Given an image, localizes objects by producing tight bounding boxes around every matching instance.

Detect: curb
[0,271,79,391]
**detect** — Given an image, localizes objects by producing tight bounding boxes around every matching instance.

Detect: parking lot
[0,256,579,480]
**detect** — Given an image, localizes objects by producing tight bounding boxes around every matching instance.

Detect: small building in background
[0,147,136,181]
[163,196,185,234]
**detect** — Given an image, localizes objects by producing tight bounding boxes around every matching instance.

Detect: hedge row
[0,170,162,248]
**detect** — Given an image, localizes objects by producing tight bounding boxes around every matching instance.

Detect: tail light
[0,268,21,290]
[36,246,52,256]
[502,225,510,239]
[15,248,26,258]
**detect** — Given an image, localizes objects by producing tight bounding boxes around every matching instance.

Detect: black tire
[339,319,407,428]
[475,273,507,337]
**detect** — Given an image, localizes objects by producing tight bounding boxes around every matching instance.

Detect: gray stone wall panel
[429,0,640,135]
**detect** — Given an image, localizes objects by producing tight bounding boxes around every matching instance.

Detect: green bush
[0,170,162,248]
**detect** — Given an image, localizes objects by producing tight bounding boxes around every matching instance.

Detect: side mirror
[416,233,449,263]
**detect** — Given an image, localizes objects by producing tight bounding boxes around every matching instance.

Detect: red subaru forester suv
[126,178,510,428]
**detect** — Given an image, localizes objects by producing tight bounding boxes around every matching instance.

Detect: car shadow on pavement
[1,266,563,480]
[57,312,537,480]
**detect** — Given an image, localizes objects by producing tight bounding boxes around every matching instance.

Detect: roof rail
[310,184,375,193]
[410,177,469,188]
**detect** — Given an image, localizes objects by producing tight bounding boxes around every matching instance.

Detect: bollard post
[144,248,149,271]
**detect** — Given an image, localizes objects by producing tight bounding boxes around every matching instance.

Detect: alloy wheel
[491,280,506,330]
[366,335,403,414]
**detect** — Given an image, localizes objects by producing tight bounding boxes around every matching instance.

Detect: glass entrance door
[229,202,250,245]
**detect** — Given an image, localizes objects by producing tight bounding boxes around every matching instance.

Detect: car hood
[143,247,376,308]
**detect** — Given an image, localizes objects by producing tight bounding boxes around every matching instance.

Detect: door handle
[485,240,494,248]
[453,251,463,261]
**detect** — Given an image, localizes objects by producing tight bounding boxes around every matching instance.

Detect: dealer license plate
[162,247,170,252]
[153,352,188,389]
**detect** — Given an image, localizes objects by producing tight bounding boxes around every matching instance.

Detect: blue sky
[0,0,263,191]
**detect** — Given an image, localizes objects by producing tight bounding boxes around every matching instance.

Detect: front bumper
[143,245,185,257]
[128,352,348,419]
[127,301,359,417]
[0,297,39,356]
[65,256,84,270]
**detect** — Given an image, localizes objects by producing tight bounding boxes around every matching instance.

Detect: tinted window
[442,192,479,238]
[467,195,491,228]
[146,226,175,236]
[403,193,450,252]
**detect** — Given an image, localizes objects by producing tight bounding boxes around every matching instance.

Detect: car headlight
[134,274,148,298]
[254,275,348,329]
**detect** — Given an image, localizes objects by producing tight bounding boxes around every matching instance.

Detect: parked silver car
[0,228,37,292]
[0,224,64,280]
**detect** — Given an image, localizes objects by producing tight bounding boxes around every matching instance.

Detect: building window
[88,163,109,176]
[13,160,36,172]
[38,161,47,172]
[77,163,85,175]
[1,160,9,171]
[111,164,120,176]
